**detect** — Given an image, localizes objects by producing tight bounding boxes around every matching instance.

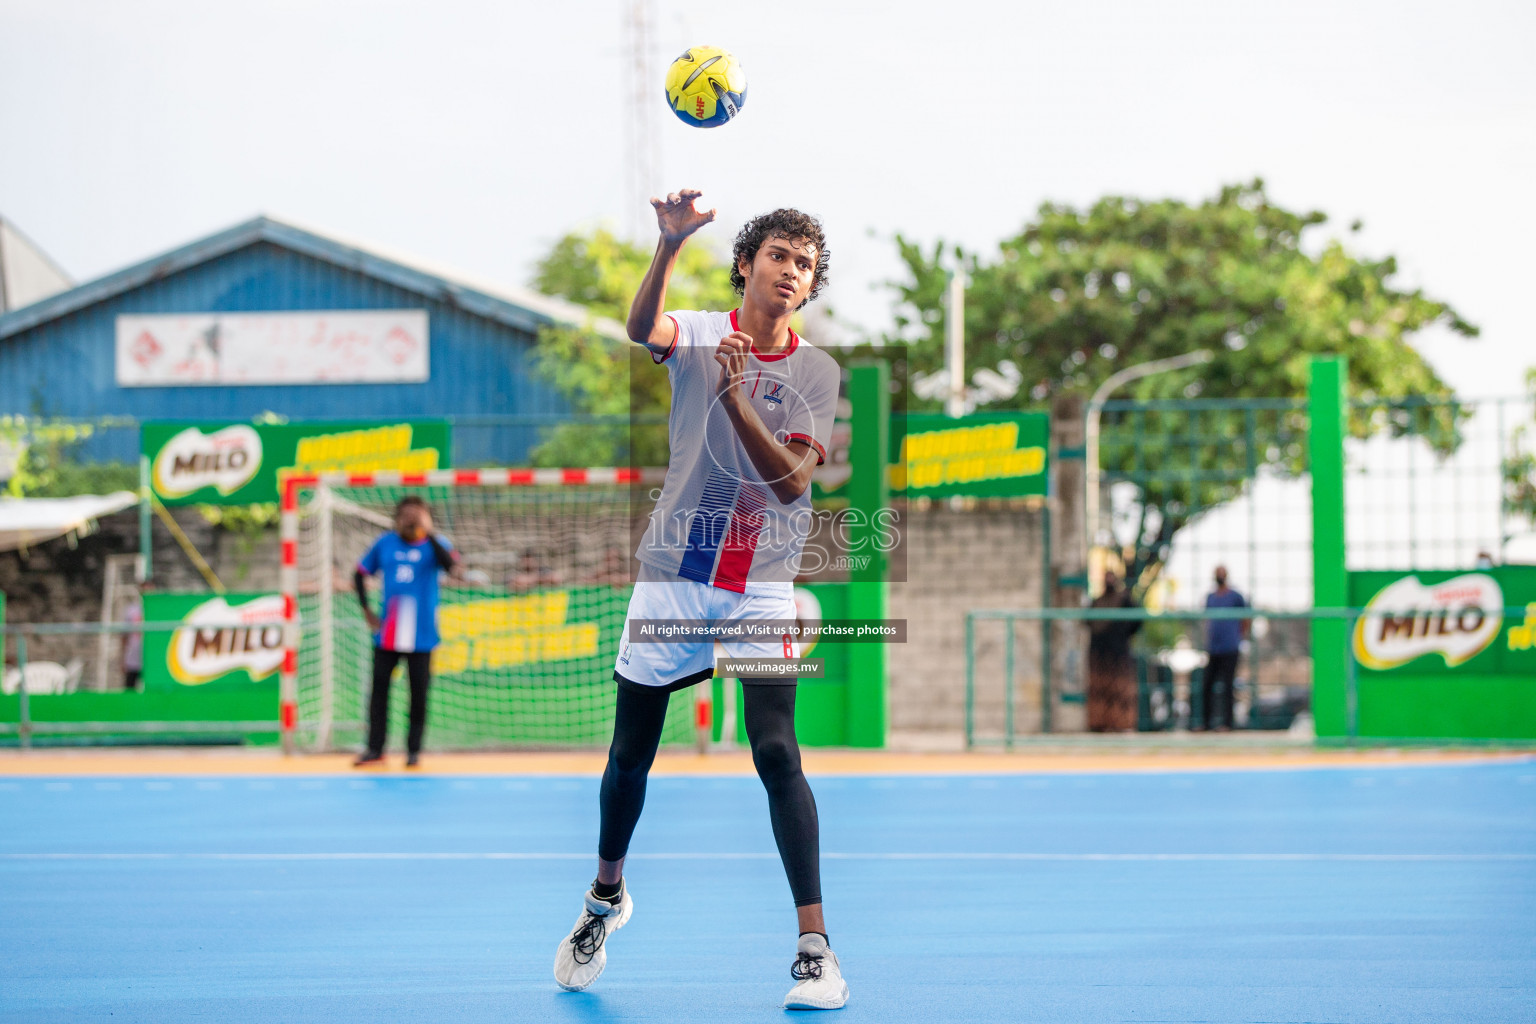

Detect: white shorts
[614,570,800,690]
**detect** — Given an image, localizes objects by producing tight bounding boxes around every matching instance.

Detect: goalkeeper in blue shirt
[352,496,463,768]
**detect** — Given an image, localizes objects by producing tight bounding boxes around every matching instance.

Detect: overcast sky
[2,0,1532,398]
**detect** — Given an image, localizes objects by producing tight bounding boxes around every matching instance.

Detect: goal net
[283,468,694,751]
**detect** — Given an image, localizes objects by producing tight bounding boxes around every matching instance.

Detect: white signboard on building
[115,310,429,386]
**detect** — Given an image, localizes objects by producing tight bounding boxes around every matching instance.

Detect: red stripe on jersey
[785,432,827,465]
[732,309,799,361]
[711,485,767,594]
[653,315,680,364]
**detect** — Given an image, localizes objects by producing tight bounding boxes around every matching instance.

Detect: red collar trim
[730,309,799,361]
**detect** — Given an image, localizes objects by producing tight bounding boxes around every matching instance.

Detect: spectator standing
[1087,571,1142,732]
[120,584,147,691]
[1201,566,1249,731]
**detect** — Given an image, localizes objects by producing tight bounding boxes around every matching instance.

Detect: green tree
[1503,368,1536,532]
[865,180,1478,591]
[528,227,738,467]
[0,417,138,498]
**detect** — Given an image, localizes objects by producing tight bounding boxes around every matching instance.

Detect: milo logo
[166,595,287,685]
[152,425,262,499]
[1354,573,1504,670]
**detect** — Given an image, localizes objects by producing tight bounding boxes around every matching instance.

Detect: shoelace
[790,952,824,982]
[570,911,609,965]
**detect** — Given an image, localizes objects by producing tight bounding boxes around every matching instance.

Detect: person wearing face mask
[1201,566,1249,732]
[352,495,463,768]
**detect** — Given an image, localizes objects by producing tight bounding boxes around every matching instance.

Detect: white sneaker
[783,932,849,1010]
[553,883,633,991]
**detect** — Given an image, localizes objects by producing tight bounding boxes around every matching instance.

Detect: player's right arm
[354,536,384,633]
[626,189,717,356]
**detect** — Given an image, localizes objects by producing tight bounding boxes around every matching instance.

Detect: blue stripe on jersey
[677,466,739,584]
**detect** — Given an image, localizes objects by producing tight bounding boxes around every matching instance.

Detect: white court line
[1,852,1531,862]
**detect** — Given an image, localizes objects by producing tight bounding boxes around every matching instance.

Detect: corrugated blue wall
[0,241,569,465]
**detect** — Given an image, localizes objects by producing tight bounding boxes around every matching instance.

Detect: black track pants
[366,648,432,755]
[597,680,822,906]
[1203,651,1239,729]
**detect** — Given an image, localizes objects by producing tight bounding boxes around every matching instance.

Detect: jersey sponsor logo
[166,595,287,685]
[1354,573,1504,670]
[151,425,263,499]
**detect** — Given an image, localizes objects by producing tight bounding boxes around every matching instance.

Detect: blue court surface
[3,760,1534,1023]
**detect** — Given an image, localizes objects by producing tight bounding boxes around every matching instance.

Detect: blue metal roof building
[0,216,625,466]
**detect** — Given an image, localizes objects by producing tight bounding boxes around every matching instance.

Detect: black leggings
[366,648,431,755]
[1203,652,1239,729]
[598,681,822,907]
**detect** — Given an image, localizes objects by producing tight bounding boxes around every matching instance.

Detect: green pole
[964,613,975,748]
[1003,615,1015,748]
[846,361,889,748]
[17,632,29,750]
[1309,357,1349,739]
[139,454,153,581]
[1040,505,1052,734]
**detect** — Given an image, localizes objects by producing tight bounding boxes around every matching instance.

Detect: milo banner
[434,589,607,674]
[142,592,287,691]
[890,412,1048,498]
[1348,566,1536,739]
[141,419,452,505]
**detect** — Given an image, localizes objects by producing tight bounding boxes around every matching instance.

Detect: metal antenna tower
[622,0,661,241]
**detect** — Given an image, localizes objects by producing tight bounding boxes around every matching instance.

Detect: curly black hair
[730,209,830,310]
[395,495,430,516]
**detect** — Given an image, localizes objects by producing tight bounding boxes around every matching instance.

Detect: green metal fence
[965,606,1323,746]
[0,620,289,747]
[1097,393,1535,609]
[965,604,1536,747]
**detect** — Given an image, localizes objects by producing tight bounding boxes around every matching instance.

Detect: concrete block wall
[885,502,1047,736]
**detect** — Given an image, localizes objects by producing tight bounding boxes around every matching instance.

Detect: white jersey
[636,308,840,595]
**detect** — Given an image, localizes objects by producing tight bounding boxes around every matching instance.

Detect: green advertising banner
[142,592,287,691]
[1347,566,1536,739]
[890,412,1049,498]
[141,420,452,505]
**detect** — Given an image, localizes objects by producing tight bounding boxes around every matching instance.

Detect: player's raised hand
[652,189,716,243]
[714,331,752,397]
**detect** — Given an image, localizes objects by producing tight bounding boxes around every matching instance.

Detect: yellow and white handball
[664,45,747,128]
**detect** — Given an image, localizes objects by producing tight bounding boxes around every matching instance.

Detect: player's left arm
[714,333,828,505]
[428,534,467,582]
